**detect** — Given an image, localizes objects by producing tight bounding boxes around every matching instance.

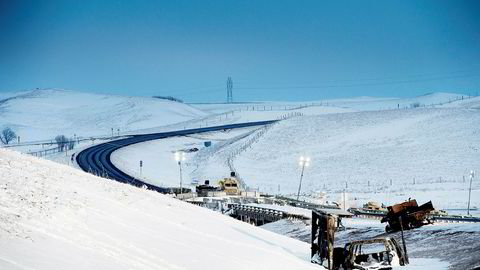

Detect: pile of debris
[381,199,434,233]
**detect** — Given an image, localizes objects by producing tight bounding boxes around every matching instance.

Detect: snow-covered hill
[0,148,317,270]
[0,89,206,141]
[0,89,467,144]
[232,106,480,209]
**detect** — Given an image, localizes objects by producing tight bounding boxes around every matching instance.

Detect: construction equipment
[218,172,241,196]
[381,199,434,233]
[363,201,387,211]
[195,180,219,197]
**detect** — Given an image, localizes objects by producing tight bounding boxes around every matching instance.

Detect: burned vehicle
[381,199,434,233]
[311,210,408,270]
[343,238,408,270]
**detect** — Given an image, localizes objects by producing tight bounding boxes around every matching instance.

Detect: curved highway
[76,120,278,193]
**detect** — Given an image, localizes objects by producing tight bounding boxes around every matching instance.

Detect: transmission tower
[226,77,233,103]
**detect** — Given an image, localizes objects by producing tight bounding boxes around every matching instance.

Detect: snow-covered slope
[233,106,480,209]
[0,89,207,141]
[0,148,318,270]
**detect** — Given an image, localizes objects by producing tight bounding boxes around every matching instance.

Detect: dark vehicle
[381,199,434,233]
[195,180,219,196]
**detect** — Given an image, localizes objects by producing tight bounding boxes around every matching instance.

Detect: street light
[467,170,475,216]
[174,151,186,194]
[296,156,310,201]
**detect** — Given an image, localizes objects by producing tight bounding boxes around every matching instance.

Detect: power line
[234,72,480,91]
[159,69,480,99]
[234,68,480,88]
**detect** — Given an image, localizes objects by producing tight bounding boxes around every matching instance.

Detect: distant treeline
[152,96,183,103]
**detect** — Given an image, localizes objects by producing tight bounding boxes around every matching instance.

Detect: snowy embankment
[0,149,318,270]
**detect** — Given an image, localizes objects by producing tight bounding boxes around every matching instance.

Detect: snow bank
[0,149,317,270]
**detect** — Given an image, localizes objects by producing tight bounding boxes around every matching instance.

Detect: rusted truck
[381,199,434,233]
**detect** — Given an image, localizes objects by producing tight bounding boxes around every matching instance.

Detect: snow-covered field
[0,148,320,270]
[0,89,206,142]
[233,106,480,210]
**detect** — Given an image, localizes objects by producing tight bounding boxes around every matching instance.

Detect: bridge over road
[229,203,353,226]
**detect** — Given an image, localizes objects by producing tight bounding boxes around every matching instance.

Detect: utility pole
[467,170,475,216]
[226,77,233,103]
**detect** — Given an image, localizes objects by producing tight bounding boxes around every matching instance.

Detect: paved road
[76,120,278,193]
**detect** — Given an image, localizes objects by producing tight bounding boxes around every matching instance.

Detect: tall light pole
[467,170,475,216]
[297,156,310,201]
[174,152,186,194]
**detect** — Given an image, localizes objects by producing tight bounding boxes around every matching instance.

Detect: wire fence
[310,174,479,195]
[226,112,304,190]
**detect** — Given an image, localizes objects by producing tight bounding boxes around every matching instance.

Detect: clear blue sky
[1,0,479,102]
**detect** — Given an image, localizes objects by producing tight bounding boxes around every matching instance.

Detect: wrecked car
[311,210,409,270]
[343,238,408,270]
